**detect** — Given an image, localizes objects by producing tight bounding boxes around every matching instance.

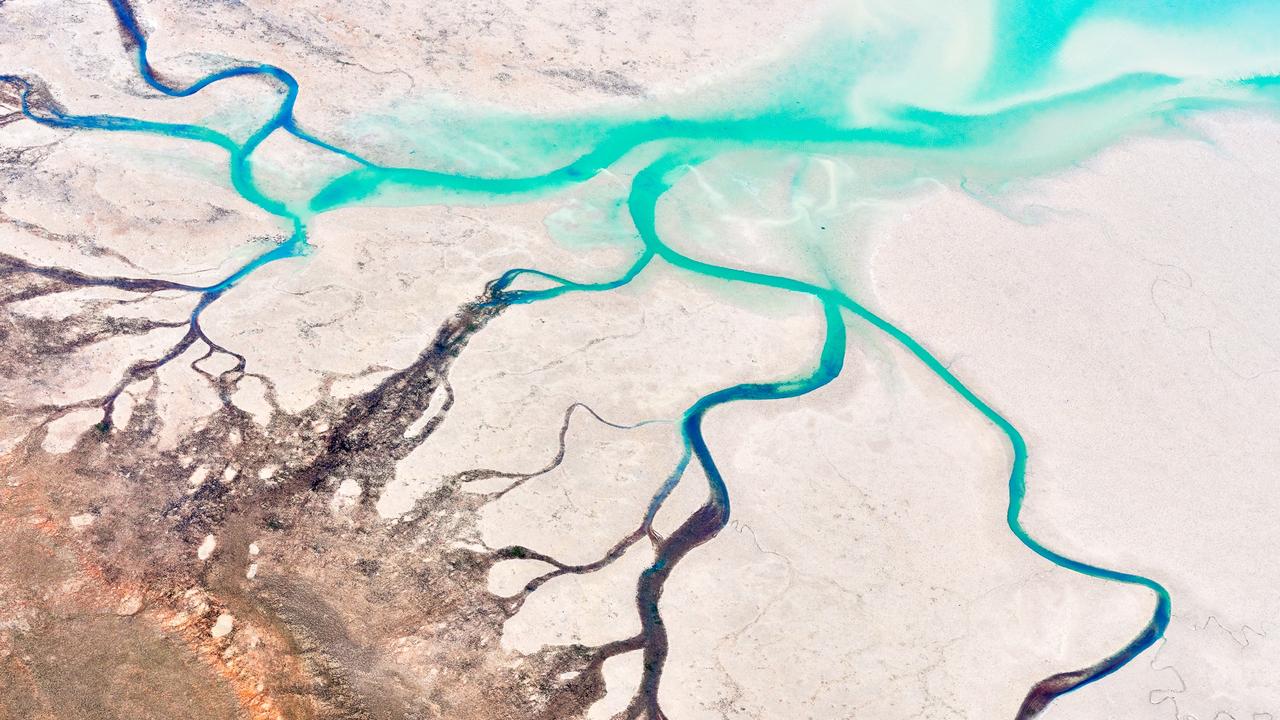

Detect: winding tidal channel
[4,1,1280,718]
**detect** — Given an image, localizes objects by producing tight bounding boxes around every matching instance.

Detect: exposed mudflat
[3,2,1280,719]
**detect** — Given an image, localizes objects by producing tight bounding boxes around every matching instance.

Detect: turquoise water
[5,0,1280,715]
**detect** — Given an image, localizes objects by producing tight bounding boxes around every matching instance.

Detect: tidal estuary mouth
[2,0,1279,718]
